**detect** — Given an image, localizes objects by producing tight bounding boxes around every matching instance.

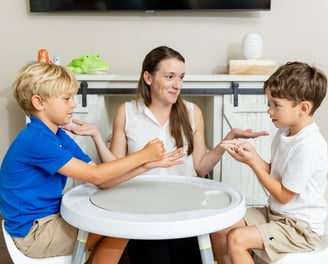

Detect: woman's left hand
[230,128,270,139]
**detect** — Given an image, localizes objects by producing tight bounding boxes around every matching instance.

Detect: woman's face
[144,58,185,106]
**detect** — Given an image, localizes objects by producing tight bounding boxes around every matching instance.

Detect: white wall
[1,0,328,159]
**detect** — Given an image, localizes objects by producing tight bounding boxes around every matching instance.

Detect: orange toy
[37,49,52,64]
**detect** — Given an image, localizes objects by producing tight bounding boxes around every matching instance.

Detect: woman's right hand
[62,119,99,137]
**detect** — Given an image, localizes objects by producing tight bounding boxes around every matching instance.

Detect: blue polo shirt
[0,116,91,237]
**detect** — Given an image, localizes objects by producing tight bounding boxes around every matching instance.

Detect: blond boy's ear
[31,95,44,111]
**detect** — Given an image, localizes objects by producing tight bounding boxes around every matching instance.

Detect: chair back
[1,220,72,264]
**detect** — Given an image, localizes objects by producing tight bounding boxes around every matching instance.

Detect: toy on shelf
[37,49,52,64]
[67,53,109,74]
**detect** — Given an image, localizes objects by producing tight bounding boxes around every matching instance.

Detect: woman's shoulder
[125,99,143,107]
[182,99,197,110]
[118,100,136,110]
[183,100,202,115]
[123,100,148,118]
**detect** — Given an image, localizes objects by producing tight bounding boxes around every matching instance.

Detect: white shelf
[75,74,269,92]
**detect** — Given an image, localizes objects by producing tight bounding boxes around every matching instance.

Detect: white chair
[254,182,328,264]
[1,219,72,264]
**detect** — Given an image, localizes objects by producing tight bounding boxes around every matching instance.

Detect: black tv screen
[29,0,271,12]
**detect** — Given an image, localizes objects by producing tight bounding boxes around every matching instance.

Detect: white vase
[242,33,263,60]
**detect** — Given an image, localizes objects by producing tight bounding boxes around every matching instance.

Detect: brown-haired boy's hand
[220,139,257,166]
[142,138,165,162]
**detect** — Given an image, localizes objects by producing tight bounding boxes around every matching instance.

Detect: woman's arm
[192,104,269,177]
[191,104,212,177]
[109,103,129,158]
[62,103,131,162]
[63,119,116,162]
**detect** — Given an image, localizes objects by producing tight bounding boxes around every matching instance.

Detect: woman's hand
[62,119,99,137]
[227,128,270,140]
[143,148,186,170]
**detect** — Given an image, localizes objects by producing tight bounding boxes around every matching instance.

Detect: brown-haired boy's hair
[264,61,327,115]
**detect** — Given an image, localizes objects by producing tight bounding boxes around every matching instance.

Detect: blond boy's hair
[12,61,78,116]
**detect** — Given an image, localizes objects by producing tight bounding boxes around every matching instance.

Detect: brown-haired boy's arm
[58,138,165,186]
[247,160,296,204]
[221,139,296,204]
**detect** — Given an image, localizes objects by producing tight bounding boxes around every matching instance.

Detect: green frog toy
[67,53,109,74]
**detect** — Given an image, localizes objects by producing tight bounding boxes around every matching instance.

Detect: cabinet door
[220,94,276,206]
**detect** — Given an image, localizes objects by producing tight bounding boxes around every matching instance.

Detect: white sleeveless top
[125,100,197,177]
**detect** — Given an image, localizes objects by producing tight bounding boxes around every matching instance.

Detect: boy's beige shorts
[13,213,78,258]
[245,207,322,262]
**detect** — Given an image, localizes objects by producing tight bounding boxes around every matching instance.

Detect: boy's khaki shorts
[13,213,78,258]
[245,207,323,262]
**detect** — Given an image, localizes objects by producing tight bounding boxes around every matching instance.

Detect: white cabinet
[73,74,275,206]
[221,94,276,206]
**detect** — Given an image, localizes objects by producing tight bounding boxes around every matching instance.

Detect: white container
[242,33,263,60]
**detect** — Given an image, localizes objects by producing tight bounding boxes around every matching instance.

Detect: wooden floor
[0,215,13,264]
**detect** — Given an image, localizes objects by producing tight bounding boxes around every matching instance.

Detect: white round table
[61,175,246,264]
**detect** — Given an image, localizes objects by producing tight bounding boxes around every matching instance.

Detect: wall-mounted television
[29,0,271,13]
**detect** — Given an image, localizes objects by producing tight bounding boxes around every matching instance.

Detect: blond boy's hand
[142,138,165,162]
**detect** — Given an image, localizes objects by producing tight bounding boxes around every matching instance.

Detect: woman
[65,46,269,263]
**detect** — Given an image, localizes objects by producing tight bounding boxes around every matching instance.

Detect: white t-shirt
[269,122,328,235]
[125,100,197,177]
